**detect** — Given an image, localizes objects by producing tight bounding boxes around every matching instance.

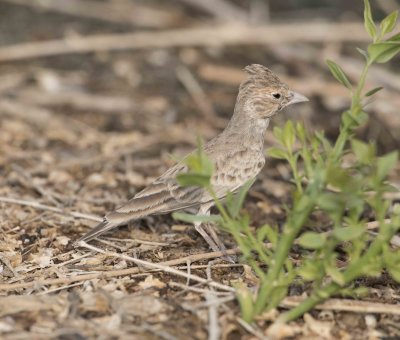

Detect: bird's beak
[288,91,309,105]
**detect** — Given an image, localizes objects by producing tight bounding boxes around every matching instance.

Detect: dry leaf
[304,313,333,339]
[30,248,54,268]
[0,296,64,317]
[266,321,302,339]
[116,295,169,318]
[242,264,259,285]
[92,314,122,331]
[138,275,166,290]
[55,236,70,246]
[80,292,111,314]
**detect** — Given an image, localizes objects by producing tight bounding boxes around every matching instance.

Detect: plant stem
[273,59,375,321]
[353,60,372,102]
[277,282,340,323]
[254,188,319,314]
[331,61,372,161]
[278,217,395,323]
[289,157,303,194]
[208,186,230,222]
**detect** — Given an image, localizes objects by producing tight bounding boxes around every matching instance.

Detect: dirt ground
[0,1,400,339]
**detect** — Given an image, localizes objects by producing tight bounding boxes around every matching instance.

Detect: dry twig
[17,88,136,113]
[0,23,369,62]
[0,196,102,222]
[0,247,241,291]
[178,0,247,22]
[2,0,179,28]
[176,65,226,128]
[77,242,235,292]
[281,296,400,315]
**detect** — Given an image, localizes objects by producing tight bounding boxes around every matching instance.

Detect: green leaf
[365,86,383,97]
[185,151,213,175]
[388,267,400,283]
[368,42,400,63]
[172,212,222,224]
[340,286,369,298]
[388,32,400,42]
[363,0,377,39]
[296,122,306,143]
[356,47,369,60]
[294,194,314,213]
[183,139,214,178]
[297,260,323,281]
[257,224,278,245]
[332,226,365,242]
[298,232,326,249]
[346,197,366,220]
[380,10,398,36]
[356,111,369,126]
[227,179,255,218]
[351,139,369,163]
[268,285,289,309]
[285,257,294,274]
[273,126,283,143]
[384,246,400,282]
[326,60,352,89]
[176,173,211,187]
[326,164,352,190]
[351,139,374,164]
[234,282,254,323]
[352,287,369,297]
[342,110,369,128]
[267,147,287,160]
[326,265,346,286]
[283,121,296,151]
[361,259,383,277]
[376,151,398,180]
[315,131,332,153]
[318,192,343,213]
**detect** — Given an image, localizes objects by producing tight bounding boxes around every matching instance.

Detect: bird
[75,64,308,251]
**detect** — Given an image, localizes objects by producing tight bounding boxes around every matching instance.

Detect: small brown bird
[75,64,308,251]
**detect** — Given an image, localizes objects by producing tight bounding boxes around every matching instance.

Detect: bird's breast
[210,148,265,188]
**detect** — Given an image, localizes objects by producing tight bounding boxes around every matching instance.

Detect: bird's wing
[113,163,206,215]
[112,147,264,221]
[75,162,208,243]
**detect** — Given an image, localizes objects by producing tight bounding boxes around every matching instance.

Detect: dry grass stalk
[0,22,369,62]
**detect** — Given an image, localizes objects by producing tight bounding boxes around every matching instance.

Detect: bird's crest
[243,64,283,87]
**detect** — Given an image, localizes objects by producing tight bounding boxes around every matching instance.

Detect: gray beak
[288,91,309,105]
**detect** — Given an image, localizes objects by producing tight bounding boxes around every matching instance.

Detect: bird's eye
[272,93,281,99]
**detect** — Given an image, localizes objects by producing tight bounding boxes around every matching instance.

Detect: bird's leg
[202,223,226,252]
[194,203,221,252]
[194,223,221,253]
[194,204,236,262]
[194,227,220,253]
[204,222,237,263]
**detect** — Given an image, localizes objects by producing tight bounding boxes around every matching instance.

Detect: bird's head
[237,64,308,120]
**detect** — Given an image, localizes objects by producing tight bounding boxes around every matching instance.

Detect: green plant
[174,0,400,323]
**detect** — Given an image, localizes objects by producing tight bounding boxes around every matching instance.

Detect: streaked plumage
[75,64,308,249]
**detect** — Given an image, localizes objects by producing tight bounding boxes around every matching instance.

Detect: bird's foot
[195,223,237,263]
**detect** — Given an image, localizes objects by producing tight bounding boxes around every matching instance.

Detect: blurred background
[0,1,399,337]
[0,0,399,232]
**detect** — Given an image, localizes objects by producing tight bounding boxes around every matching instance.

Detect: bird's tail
[74,219,118,246]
